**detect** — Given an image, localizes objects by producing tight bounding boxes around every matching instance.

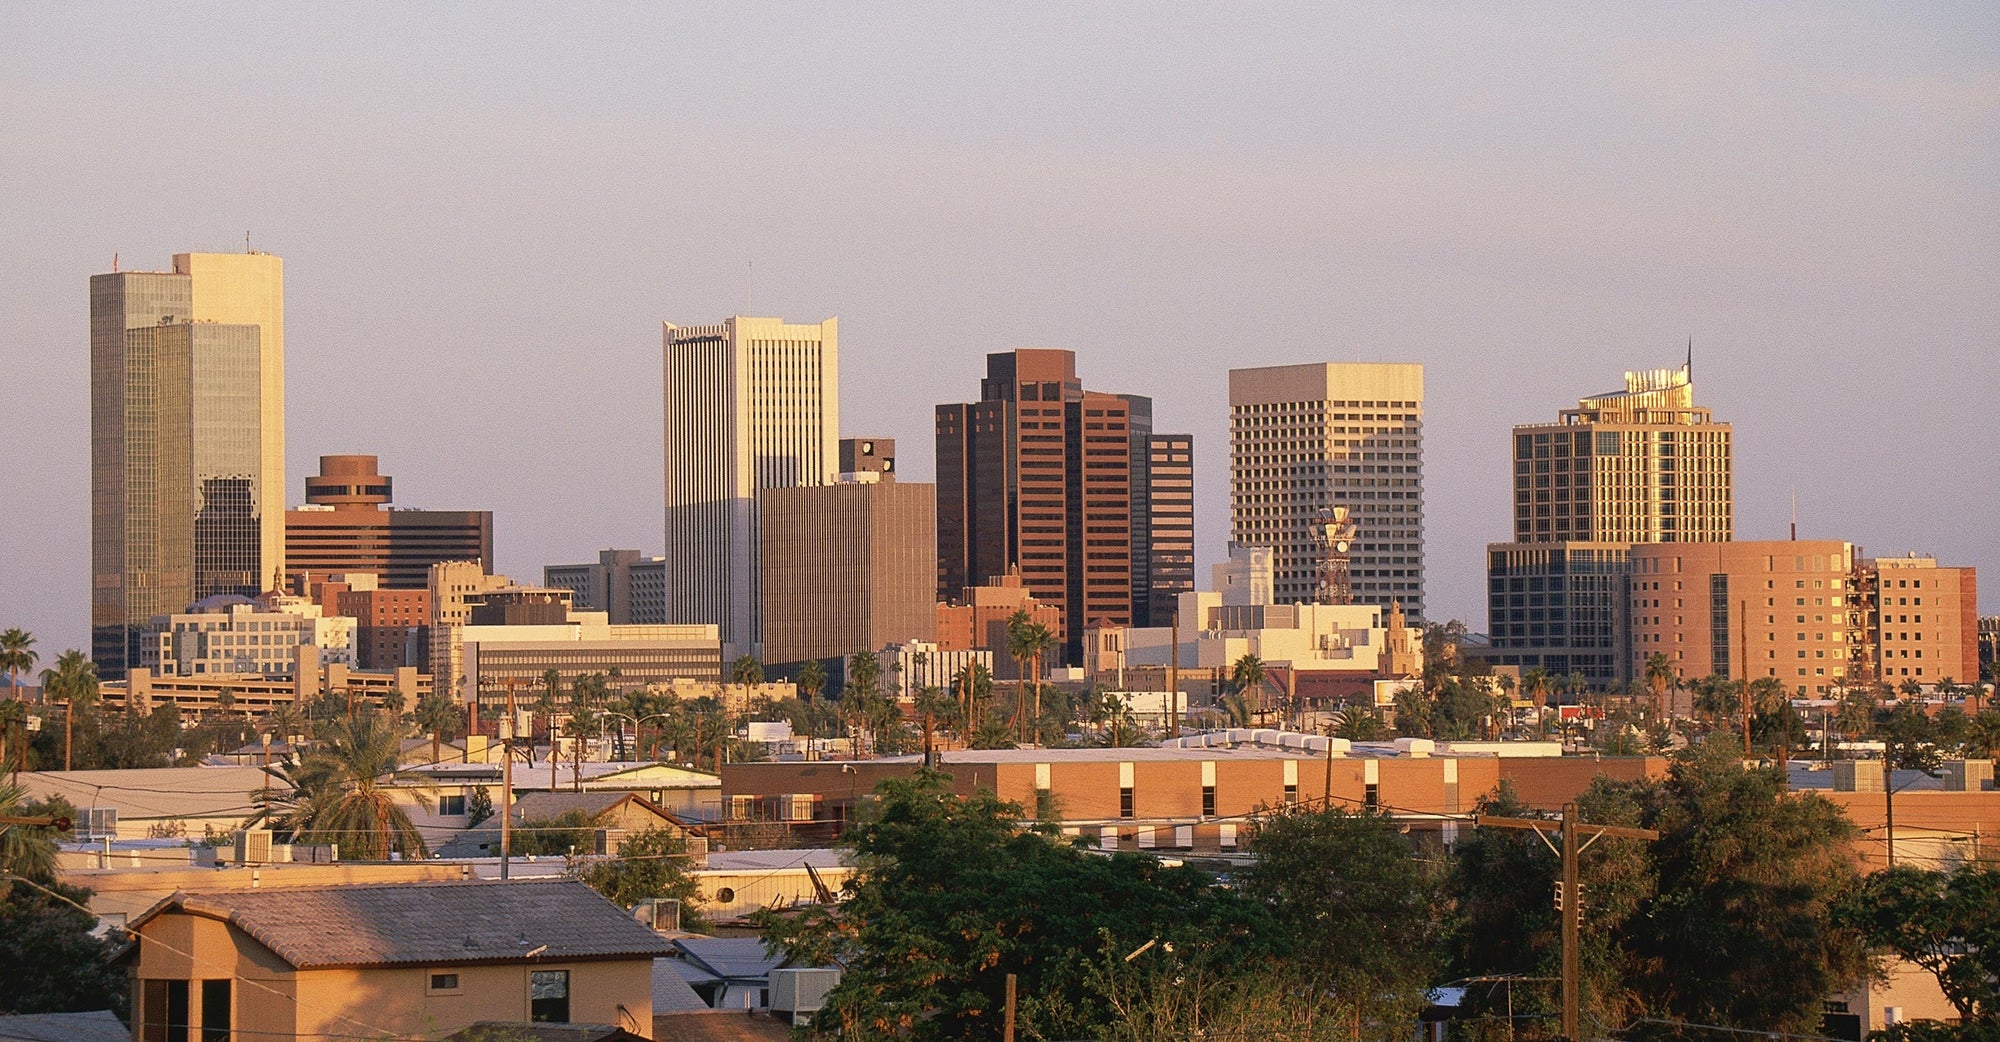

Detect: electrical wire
[2,872,432,1041]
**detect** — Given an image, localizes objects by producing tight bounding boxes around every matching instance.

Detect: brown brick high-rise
[936,350,1192,663]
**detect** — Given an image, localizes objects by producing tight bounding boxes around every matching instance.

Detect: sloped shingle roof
[133,879,673,969]
[0,1010,129,1042]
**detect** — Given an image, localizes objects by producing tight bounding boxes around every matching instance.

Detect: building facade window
[530,969,570,1023]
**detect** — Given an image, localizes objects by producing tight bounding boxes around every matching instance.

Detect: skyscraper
[935,349,1194,663]
[759,438,937,666]
[91,252,285,678]
[663,316,838,658]
[286,455,494,588]
[1485,360,1733,685]
[1228,363,1425,617]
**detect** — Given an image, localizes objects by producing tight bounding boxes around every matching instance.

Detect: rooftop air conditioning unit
[234,828,273,865]
[769,967,842,1025]
[633,898,680,933]
[79,807,118,842]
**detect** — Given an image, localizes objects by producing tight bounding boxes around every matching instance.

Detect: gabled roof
[669,937,786,983]
[0,1010,129,1042]
[652,958,713,1013]
[129,880,673,969]
[441,1024,648,1042]
[509,791,669,823]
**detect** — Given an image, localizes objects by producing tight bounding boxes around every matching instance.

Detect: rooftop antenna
[1790,488,1797,541]
[745,260,753,316]
[112,253,119,273]
[1685,336,1693,383]
[245,230,252,254]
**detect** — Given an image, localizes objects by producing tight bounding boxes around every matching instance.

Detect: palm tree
[730,655,765,686]
[1230,654,1270,725]
[913,685,953,766]
[844,651,887,757]
[796,660,827,737]
[1645,652,1675,721]
[1004,611,1056,744]
[413,692,460,765]
[0,629,37,695]
[291,710,429,860]
[39,651,99,771]
[954,662,993,739]
[0,781,61,883]
[1523,666,1552,708]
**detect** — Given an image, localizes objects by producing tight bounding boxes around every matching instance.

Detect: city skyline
[5,7,1995,656]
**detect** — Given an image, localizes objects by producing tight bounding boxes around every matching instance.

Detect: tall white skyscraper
[1228,362,1425,618]
[663,316,839,658]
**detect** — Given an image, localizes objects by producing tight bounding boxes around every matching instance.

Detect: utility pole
[1477,802,1659,1040]
[1168,613,1180,738]
[501,678,519,881]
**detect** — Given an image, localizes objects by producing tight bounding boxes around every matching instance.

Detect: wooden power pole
[1477,803,1658,1040]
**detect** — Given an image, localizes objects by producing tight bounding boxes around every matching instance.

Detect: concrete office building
[458,615,724,703]
[1864,556,1980,687]
[936,349,1194,663]
[1228,362,1424,617]
[664,316,839,659]
[760,438,937,667]
[285,455,493,589]
[1486,360,1733,686]
[935,569,1065,681]
[425,560,517,688]
[1088,543,1421,704]
[1625,542,1979,696]
[143,592,355,677]
[91,252,285,678]
[544,549,667,625]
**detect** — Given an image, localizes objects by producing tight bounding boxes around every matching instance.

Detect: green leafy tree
[1241,803,1441,1027]
[761,771,1277,1040]
[0,878,126,1016]
[1841,865,2000,1024]
[511,809,599,857]
[582,826,704,929]
[1626,742,1868,1033]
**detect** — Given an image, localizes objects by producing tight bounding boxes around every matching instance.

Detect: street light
[598,711,675,763]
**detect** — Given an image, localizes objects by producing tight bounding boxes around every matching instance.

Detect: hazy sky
[3,5,1995,658]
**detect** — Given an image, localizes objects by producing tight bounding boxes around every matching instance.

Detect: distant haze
[3,6,1995,656]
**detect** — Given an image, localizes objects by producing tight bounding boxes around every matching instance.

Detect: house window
[438,794,467,817]
[141,978,190,1042]
[428,972,462,994]
[201,980,230,1042]
[530,969,570,1023]
[1364,783,1380,810]
[1201,785,1216,817]
[1283,783,1299,804]
[1119,787,1134,819]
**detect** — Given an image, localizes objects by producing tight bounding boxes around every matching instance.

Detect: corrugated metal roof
[132,879,673,968]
